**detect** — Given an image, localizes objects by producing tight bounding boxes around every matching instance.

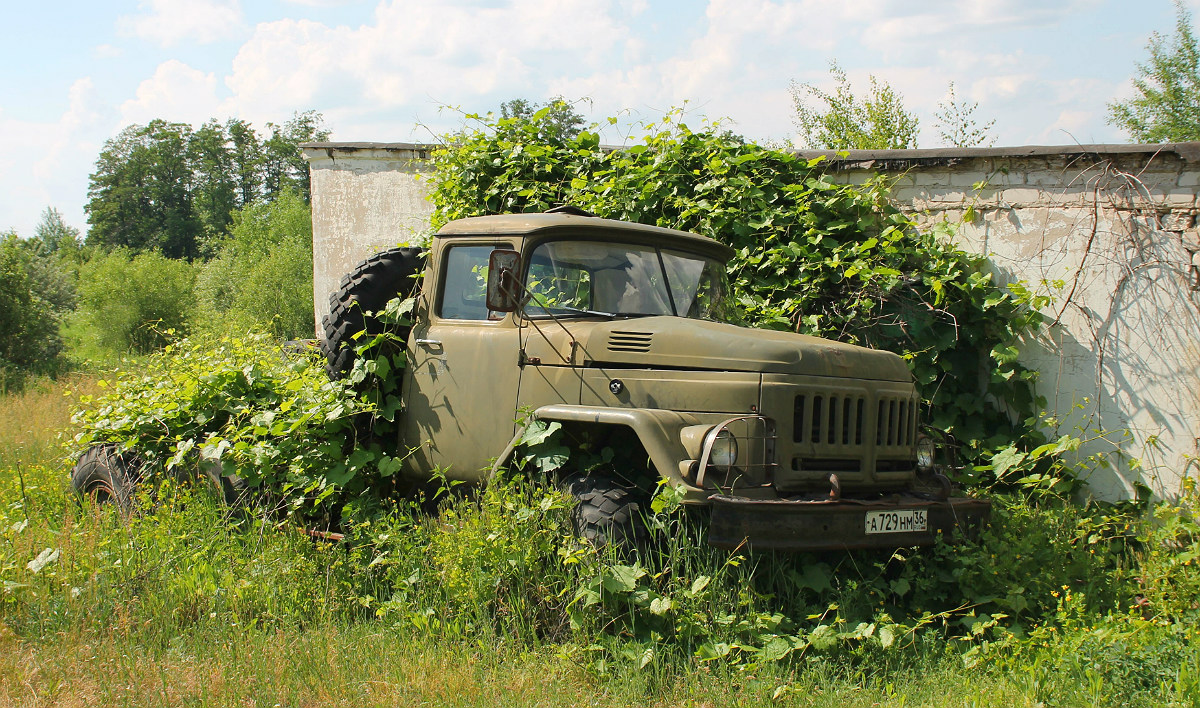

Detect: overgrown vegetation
[4,372,1200,704]
[430,107,1044,471]
[4,102,1199,704]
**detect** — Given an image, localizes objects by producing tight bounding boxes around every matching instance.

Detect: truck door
[401,242,521,481]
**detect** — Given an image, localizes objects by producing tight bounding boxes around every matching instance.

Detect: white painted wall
[302,143,435,332]
[802,145,1200,501]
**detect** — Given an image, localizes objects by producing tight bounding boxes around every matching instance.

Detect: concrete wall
[302,143,436,331]
[304,141,1200,501]
[796,144,1200,501]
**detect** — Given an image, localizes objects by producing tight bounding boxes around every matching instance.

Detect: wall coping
[301,142,436,160]
[302,140,1200,169]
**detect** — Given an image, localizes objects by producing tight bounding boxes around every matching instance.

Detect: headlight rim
[708,428,739,469]
[916,435,936,472]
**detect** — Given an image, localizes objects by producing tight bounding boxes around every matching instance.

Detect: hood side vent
[608,331,653,353]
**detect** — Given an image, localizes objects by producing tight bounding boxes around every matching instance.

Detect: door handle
[415,338,442,347]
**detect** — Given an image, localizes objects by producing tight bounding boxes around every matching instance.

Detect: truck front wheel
[564,475,646,550]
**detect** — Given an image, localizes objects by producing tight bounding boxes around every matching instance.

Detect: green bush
[0,234,71,388]
[1137,479,1200,623]
[77,248,196,353]
[195,189,315,340]
[429,109,1046,471]
[71,331,410,517]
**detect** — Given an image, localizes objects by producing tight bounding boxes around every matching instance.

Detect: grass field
[2,373,1198,707]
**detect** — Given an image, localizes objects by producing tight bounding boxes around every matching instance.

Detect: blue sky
[0,0,1188,238]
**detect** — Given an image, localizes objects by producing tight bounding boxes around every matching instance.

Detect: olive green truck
[316,208,989,551]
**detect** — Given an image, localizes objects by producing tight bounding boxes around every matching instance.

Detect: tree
[790,61,920,150]
[935,82,997,148]
[189,119,237,250]
[0,233,68,386]
[1108,0,1200,142]
[85,111,328,260]
[499,96,587,141]
[32,207,80,256]
[227,118,263,208]
[86,120,202,259]
[261,110,330,202]
[194,189,314,340]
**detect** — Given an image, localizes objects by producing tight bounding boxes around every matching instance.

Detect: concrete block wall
[304,141,1200,501]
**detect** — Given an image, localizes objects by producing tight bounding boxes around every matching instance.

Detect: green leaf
[879,626,896,649]
[601,564,645,593]
[989,446,1027,478]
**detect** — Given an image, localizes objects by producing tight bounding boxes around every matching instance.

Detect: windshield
[523,240,740,323]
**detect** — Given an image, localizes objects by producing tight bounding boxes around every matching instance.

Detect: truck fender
[488,404,702,490]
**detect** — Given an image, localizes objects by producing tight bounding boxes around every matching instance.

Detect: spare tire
[319,247,425,380]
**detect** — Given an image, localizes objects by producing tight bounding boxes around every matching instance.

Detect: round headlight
[709,429,739,468]
[916,436,936,472]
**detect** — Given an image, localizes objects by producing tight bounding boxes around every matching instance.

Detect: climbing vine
[430,109,1048,468]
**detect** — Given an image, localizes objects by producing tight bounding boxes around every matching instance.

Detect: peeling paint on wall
[302,143,436,333]
[807,144,1200,501]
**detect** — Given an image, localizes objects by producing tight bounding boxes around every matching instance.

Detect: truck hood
[578,317,912,382]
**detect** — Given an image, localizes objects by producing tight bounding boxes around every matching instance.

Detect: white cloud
[859,0,1097,47]
[120,60,223,126]
[118,0,243,47]
[282,0,362,6]
[0,79,113,236]
[222,0,634,128]
[94,44,124,59]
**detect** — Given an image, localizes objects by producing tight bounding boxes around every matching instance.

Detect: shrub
[77,249,196,353]
[195,189,315,341]
[71,331,410,519]
[0,234,70,388]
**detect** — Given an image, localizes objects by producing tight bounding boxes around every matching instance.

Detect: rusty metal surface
[707,494,991,551]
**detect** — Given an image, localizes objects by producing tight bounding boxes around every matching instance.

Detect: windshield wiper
[544,305,618,318]
[530,306,666,320]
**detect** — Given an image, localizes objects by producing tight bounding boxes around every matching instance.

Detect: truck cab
[391,210,988,550]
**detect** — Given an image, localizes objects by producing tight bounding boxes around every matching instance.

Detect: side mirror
[485,249,522,313]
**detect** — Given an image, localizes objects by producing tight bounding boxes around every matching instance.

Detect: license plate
[865,509,927,534]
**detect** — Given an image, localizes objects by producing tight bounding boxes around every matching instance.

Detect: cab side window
[439,245,503,320]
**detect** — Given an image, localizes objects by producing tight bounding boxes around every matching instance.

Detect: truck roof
[435,212,735,261]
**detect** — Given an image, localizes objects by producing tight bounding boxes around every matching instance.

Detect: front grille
[607,331,653,352]
[793,394,865,445]
[792,393,917,448]
[876,397,916,447]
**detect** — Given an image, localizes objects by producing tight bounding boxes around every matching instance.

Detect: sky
[0,0,1191,239]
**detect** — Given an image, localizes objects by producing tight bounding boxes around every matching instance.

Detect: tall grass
[2,376,1199,707]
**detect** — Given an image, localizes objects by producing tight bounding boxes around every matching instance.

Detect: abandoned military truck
[316,208,989,550]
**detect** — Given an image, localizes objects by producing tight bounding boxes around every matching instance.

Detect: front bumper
[707,493,991,551]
